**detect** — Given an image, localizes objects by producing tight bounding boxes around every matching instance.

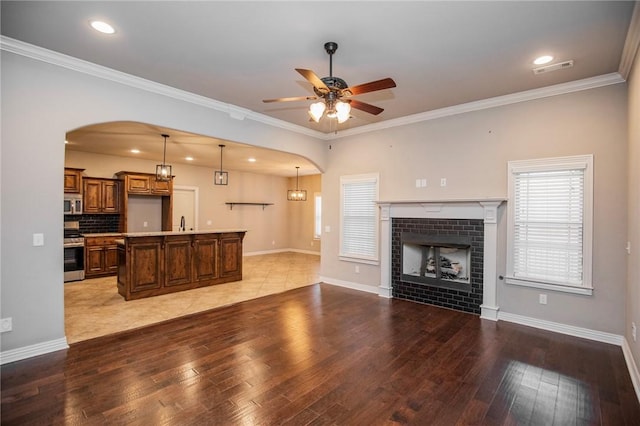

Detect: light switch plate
[33,233,44,246]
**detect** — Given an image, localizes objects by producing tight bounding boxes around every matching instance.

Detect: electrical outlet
[1,318,12,333]
[632,322,637,342]
[539,294,547,305]
[415,179,421,188]
[143,221,148,228]
[421,178,427,187]
[207,220,212,226]
[440,178,447,187]
[355,265,360,273]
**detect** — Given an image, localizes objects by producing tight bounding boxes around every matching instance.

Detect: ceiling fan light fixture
[336,101,351,123]
[308,102,325,122]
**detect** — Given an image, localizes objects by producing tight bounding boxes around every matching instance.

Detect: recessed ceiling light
[248,158,257,163]
[185,156,194,161]
[130,149,140,154]
[534,55,553,65]
[90,20,116,34]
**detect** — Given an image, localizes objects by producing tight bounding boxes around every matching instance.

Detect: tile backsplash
[65,214,120,234]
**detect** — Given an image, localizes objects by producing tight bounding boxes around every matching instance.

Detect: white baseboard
[319,276,380,295]
[622,338,640,403]
[0,337,69,365]
[244,248,320,257]
[498,311,624,345]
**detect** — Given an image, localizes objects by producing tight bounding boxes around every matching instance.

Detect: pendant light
[214,144,228,185]
[287,166,307,201]
[155,134,172,182]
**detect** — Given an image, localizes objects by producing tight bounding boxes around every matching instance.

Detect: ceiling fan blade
[296,68,329,93]
[263,95,317,103]
[344,78,396,96]
[348,99,384,115]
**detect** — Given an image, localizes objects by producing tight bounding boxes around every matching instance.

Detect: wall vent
[532,60,574,75]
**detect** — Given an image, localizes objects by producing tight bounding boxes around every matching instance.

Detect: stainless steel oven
[64,221,85,282]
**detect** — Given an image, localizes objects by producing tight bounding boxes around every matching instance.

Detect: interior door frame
[173,185,199,231]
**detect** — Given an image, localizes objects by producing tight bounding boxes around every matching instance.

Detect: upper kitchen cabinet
[117,172,172,196]
[83,178,121,214]
[115,171,173,232]
[64,168,85,193]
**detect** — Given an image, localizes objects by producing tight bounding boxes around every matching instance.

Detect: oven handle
[63,243,85,248]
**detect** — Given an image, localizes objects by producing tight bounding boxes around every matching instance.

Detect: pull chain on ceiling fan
[263,42,396,124]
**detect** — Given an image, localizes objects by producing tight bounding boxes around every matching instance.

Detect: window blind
[512,168,584,286]
[340,176,378,260]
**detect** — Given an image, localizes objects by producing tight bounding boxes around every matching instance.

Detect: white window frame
[339,173,379,265]
[314,192,322,240]
[506,155,593,295]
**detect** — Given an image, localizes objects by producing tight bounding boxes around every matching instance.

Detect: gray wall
[319,84,628,335]
[0,50,325,353]
[626,33,640,376]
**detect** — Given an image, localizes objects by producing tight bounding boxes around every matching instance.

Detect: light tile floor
[65,252,320,344]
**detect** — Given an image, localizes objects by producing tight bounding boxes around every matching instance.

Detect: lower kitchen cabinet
[117,231,245,300]
[85,236,120,278]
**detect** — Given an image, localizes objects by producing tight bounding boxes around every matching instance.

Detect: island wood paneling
[117,231,245,300]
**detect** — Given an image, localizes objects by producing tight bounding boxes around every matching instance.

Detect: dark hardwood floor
[2,284,639,425]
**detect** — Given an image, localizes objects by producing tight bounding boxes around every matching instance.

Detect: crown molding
[328,72,625,140]
[0,36,326,139]
[619,1,640,80]
[1,36,625,142]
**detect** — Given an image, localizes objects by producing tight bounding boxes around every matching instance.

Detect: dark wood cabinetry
[118,172,172,196]
[220,235,243,278]
[117,231,245,300]
[193,234,219,281]
[83,178,120,214]
[115,171,173,232]
[64,168,84,193]
[85,236,120,278]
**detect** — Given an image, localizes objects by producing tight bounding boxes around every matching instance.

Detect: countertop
[120,229,248,237]
[82,232,123,238]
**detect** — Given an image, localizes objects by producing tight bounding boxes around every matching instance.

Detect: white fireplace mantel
[377,198,506,321]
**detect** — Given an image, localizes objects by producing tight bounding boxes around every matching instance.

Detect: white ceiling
[1,1,635,176]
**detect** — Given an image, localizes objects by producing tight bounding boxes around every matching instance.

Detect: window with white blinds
[340,174,379,264]
[507,155,593,295]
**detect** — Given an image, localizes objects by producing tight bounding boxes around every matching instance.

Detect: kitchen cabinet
[117,172,172,195]
[115,171,173,233]
[117,230,245,300]
[64,168,84,193]
[193,234,219,281]
[85,235,120,278]
[83,178,120,214]
[220,234,243,278]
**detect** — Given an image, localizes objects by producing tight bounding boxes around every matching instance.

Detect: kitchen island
[116,230,246,300]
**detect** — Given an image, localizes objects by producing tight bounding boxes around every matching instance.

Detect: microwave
[64,194,83,215]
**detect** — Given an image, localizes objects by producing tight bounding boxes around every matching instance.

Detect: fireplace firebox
[401,232,472,292]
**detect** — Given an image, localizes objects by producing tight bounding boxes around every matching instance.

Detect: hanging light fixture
[287,166,307,201]
[155,134,172,182]
[214,144,228,185]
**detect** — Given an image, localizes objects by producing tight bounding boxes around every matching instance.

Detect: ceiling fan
[263,42,396,123]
